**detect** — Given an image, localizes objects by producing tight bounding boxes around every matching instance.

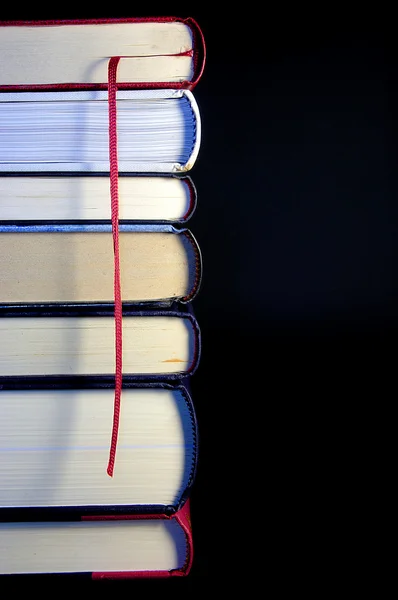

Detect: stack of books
[0,16,205,579]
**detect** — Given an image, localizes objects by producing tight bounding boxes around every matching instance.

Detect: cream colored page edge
[0,22,194,84]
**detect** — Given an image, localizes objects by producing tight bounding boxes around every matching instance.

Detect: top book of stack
[0,17,206,91]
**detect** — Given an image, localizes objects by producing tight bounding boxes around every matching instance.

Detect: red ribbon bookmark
[107,56,123,478]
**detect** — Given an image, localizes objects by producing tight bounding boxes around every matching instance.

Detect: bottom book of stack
[0,380,198,578]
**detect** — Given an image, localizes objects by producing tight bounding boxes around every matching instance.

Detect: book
[0,88,201,174]
[0,16,205,91]
[0,381,197,514]
[0,499,194,578]
[0,174,197,223]
[0,224,202,305]
[0,305,200,379]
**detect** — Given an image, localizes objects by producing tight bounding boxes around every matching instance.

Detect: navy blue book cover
[0,378,198,520]
[0,302,201,382]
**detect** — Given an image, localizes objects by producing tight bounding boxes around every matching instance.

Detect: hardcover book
[0,223,202,305]
[0,88,201,174]
[0,174,197,223]
[0,16,205,90]
[0,381,197,515]
[0,499,194,578]
[0,304,201,380]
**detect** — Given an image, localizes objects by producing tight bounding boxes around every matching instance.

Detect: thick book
[0,174,197,223]
[0,88,201,174]
[0,381,197,515]
[0,16,205,91]
[0,224,202,305]
[0,499,194,578]
[0,304,200,380]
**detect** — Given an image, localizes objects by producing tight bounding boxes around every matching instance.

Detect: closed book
[0,174,197,223]
[0,223,202,305]
[0,88,201,174]
[0,499,194,578]
[0,380,197,516]
[0,16,205,91]
[0,304,200,380]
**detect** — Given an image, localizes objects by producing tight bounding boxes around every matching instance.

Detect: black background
[1,7,395,591]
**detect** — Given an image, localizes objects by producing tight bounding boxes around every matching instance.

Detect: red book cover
[89,499,194,579]
[0,16,206,91]
[0,500,194,579]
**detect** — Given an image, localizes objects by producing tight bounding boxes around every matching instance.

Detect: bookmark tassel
[107,56,123,477]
